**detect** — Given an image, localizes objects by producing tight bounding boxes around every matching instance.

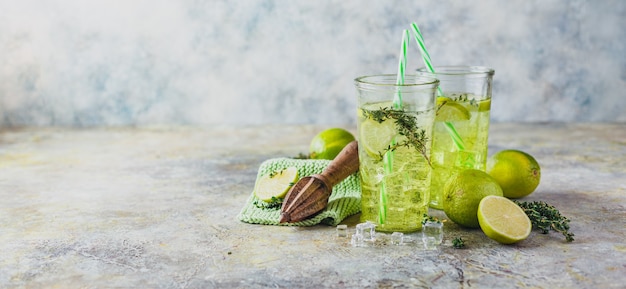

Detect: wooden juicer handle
[279,140,360,223]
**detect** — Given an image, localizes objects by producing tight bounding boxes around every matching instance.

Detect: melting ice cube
[422,221,443,249]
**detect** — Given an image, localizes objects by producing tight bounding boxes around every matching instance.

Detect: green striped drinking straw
[410,22,466,151]
[379,29,410,225]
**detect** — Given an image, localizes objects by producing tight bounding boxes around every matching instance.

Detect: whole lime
[486,150,541,199]
[309,128,355,160]
[443,169,504,228]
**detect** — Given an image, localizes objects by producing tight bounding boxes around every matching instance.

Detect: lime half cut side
[254,167,299,202]
[477,195,532,244]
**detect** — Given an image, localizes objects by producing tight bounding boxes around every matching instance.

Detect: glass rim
[416,65,495,76]
[354,74,440,87]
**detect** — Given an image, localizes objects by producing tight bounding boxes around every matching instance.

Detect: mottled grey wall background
[0,0,624,127]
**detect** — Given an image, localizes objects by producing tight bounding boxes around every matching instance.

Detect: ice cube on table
[391,232,404,245]
[336,224,348,238]
[422,221,443,249]
[350,233,365,247]
[356,222,376,242]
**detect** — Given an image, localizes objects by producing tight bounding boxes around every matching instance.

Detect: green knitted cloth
[238,157,361,226]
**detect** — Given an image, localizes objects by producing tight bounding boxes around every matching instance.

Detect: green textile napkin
[238,157,361,226]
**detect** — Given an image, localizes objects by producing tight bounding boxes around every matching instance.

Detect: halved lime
[477,195,532,244]
[359,118,397,157]
[254,167,299,202]
[436,101,471,122]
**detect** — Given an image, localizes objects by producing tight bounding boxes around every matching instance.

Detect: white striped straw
[411,22,465,151]
[411,23,435,73]
[411,23,443,96]
[393,29,410,109]
[380,29,410,224]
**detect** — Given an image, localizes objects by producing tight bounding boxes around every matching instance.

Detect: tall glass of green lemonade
[417,66,495,210]
[355,74,439,232]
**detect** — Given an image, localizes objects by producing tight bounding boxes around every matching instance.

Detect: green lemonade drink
[418,66,495,210]
[430,94,491,209]
[355,75,438,233]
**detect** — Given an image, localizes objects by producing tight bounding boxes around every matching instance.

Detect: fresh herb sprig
[292,152,310,159]
[268,169,281,178]
[421,214,445,225]
[447,93,477,107]
[253,196,283,210]
[452,237,466,249]
[514,200,575,242]
[361,107,431,165]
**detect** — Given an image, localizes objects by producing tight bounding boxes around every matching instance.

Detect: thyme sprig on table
[514,200,575,242]
[452,237,466,249]
[361,107,431,166]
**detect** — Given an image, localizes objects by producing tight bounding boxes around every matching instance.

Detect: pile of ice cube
[336,221,443,249]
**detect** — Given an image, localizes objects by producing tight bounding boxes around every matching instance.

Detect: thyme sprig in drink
[355,74,438,232]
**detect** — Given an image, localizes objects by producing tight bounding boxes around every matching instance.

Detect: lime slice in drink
[254,167,299,202]
[436,101,471,122]
[360,118,397,157]
[478,98,491,111]
[477,195,532,244]
[436,96,449,107]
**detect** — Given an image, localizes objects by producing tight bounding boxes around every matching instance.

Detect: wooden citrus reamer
[279,140,359,223]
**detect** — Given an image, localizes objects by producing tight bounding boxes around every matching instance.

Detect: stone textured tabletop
[1,123,625,288]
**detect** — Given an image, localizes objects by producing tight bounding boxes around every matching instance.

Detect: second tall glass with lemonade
[417,66,495,210]
[355,74,439,233]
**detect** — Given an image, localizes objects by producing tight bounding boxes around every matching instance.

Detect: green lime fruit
[478,195,532,244]
[436,98,471,122]
[309,128,355,160]
[486,150,541,199]
[254,167,299,202]
[443,169,504,228]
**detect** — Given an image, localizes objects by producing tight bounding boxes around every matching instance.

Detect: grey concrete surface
[0,123,624,288]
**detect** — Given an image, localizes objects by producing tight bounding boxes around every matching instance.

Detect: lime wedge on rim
[477,195,532,244]
[254,167,299,202]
